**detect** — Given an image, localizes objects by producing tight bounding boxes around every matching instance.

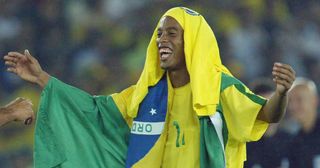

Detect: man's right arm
[4,49,50,89]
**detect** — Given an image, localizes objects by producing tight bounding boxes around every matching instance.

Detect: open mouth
[159,47,173,61]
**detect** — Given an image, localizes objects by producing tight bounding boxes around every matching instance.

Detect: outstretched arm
[258,63,295,123]
[0,97,34,127]
[4,50,50,89]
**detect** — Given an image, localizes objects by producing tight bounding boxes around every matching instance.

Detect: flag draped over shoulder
[34,77,130,168]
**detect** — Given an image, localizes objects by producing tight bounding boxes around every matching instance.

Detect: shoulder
[220,73,244,92]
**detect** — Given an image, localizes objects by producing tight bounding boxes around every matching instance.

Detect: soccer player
[3,7,295,168]
[0,97,34,127]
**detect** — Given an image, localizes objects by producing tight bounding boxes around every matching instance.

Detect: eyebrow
[157,26,179,31]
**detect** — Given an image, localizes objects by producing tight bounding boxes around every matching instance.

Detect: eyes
[157,31,178,38]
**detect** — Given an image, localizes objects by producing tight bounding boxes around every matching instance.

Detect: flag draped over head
[129,7,232,118]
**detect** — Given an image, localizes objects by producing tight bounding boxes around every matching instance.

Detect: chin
[160,63,169,70]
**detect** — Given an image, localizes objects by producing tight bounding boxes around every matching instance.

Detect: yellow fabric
[162,82,200,168]
[111,86,135,127]
[220,85,268,168]
[131,133,166,168]
[111,79,268,168]
[131,79,200,168]
[128,7,232,118]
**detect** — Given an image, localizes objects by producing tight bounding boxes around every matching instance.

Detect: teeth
[159,48,172,54]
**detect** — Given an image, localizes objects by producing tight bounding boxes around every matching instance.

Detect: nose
[157,32,169,44]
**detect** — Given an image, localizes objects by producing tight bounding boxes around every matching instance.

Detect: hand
[272,62,296,95]
[3,97,34,125]
[4,50,50,88]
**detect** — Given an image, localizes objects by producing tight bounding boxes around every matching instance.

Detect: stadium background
[0,0,319,167]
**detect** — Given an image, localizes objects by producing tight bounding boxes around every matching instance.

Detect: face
[288,85,318,124]
[156,16,185,71]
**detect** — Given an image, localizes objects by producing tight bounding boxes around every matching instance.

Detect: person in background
[245,78,291,168]
[288,77,320,168]
[0,97,34,127]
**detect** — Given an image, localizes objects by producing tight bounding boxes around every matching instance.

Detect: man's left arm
[258,63,295,123]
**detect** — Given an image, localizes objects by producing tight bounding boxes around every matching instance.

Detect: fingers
[3,50,33,63]
[272,62,296,90]
[3,50,36,76]
[4,55,19,62]
[5,97,23,107]
[5,60,16,67]
[7,51,27,61]
[272,63,295,79]
[273,77,292,89]
[24,49,36,62]
[6,67,18,74]
[24,100,34,125]
[4,52,25,74]
[273,63,295,79]
[15,98,34,125]
[4,55,20,69]
[4,56,18,74]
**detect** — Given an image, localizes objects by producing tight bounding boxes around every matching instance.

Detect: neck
[168,68,190,88]
[301,112,317,133]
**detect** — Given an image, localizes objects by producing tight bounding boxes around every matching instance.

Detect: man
[3,7,295,168]
[0,97,34,127]
[288,77,320,168]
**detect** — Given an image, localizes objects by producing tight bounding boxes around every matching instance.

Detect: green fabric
[198,73,237,168]
[221,73,266,105]
[200,117,225,168]
[234,84,267,105]
[220,110,229,149]
[34,77,130,168]
[220,73,243,92]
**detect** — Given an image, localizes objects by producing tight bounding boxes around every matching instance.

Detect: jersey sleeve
[220,76,269,143]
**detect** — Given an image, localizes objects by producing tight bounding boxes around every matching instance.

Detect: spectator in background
[227,5,267,81]
[245,78,291,168]
[0,97,33,127]
[288,77,320,168]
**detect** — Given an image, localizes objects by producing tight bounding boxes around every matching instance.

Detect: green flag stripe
[34,77,130,168]
[200,117,225,168]
[220,73,243,92]
[233,84,267,105]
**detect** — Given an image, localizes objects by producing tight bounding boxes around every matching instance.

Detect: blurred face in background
[156,16,185,71]
[288,85,318,125]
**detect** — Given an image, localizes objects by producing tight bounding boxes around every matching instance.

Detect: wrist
[275,89,288,97]
[36,71,50,89]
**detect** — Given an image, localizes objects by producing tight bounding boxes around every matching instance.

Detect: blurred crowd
[0,0,320,167]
